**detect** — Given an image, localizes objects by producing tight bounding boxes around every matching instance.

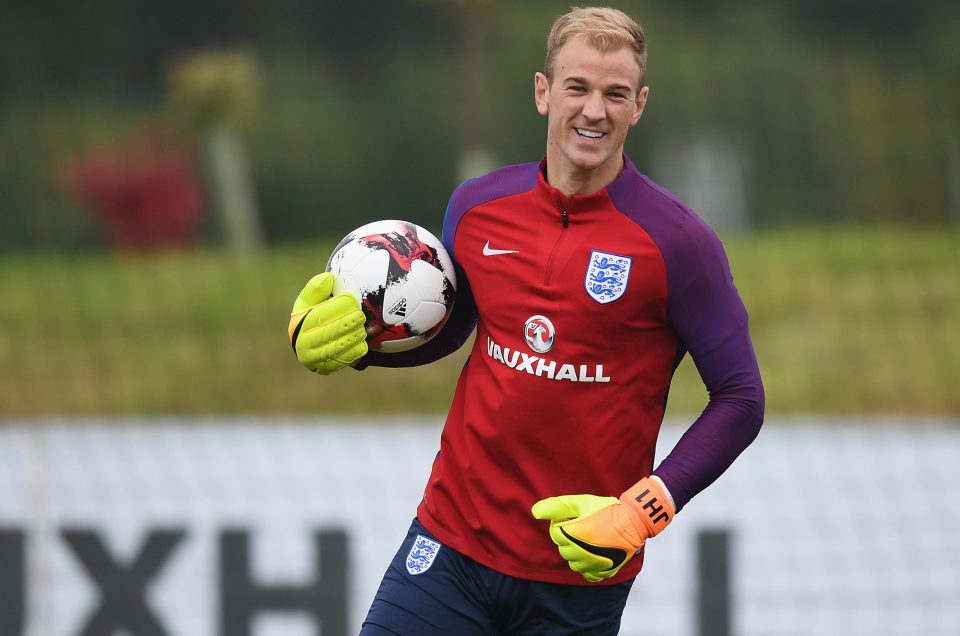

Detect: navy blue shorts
[360,518,634,635]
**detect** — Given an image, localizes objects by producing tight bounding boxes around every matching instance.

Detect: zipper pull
[562,209,569,228]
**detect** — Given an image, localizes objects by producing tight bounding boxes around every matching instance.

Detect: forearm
[653,349,764,511]
[360,285,477,368]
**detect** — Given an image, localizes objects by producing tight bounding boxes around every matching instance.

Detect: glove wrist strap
[620,476,675,539]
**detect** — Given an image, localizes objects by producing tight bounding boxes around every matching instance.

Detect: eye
[567,85,587,94]
[607,91,628,100]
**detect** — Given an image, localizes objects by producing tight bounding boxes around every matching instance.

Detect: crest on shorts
[405,534,441,575]
[585,250,632,304]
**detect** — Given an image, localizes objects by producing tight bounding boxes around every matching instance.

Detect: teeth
[576,128,604,139]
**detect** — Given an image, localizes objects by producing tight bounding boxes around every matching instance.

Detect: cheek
[549,108,568,129]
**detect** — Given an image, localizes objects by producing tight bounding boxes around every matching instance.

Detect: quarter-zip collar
[534,155,634,215]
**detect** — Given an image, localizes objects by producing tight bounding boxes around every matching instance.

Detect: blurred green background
[1,0,958,417]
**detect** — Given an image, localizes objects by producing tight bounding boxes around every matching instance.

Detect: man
[289,7,763,634]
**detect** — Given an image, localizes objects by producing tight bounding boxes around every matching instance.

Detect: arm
[652,220,764,512]
[291,262,476,373]
[532,213,763,582]
[360,268,477,368]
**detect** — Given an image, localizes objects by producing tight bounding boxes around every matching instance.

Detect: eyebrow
[563,76,634,94]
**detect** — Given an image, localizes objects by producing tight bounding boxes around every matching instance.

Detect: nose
[582,90,606,121]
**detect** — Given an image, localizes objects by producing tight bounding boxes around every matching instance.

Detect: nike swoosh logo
[559,527,628,569]
[482,241,520,256]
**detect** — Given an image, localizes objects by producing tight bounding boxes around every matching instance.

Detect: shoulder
[607,158,724,264]
[442,162,540,250]
[446,162,540,218]
[440,161,538,255]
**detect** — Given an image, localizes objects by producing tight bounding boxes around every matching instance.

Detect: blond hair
[544,6,647,88]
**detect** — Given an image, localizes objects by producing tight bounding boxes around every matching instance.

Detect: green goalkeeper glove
[531,476,675,582]
[288,272,368,375]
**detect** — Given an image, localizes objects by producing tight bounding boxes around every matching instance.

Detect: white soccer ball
[326,220,457,353]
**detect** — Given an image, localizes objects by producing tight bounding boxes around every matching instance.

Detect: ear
[630,85,650,126]
[534,72,550,116]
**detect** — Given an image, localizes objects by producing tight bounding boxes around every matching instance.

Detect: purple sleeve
[650,217,764,511]
[359,268,477,368]
[609,165,764,512]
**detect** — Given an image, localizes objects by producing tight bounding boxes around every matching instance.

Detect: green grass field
[0,229,957,418]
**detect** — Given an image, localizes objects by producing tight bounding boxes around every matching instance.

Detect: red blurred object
[61,126,204,251]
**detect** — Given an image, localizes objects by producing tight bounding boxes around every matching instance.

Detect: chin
[568,152,612,173]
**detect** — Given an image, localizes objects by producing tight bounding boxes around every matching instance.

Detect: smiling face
[535,37,648,196]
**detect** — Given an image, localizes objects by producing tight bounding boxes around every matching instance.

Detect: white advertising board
[0,418,958,636]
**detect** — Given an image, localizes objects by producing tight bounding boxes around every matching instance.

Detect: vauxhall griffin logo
[524,315,555,353]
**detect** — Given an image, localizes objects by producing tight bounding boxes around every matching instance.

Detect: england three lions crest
[405,534,441,575]
[585,250,632,304]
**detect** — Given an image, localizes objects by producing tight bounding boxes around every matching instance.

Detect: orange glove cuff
[620,476,675,540]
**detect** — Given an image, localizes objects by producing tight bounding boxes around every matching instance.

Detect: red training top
[363,157,764,585]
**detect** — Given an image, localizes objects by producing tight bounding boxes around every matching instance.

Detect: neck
[545,150,624,197]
